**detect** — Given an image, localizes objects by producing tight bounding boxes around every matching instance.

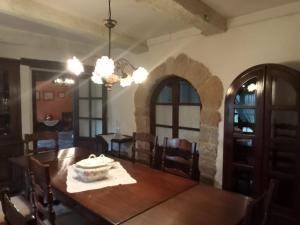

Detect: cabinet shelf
[232,162,254,171]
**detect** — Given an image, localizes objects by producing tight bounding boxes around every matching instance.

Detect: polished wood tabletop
[10,147,197,225]
[121,184,250,225]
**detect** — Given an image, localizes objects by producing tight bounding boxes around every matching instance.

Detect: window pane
[178,129,199,147]
[235,79,257,106]
[79,100,89,117]
[272,77,296,106]
[91,82,102,98]
[78,79,89,97]
[234,108,256,133]
[91,100,102,118]
[233,139,254,165]
[79,119,89,137]
[91,120,103,137]
[232,168,254,196]
[179,106,200,129]
[156,85,172,103]
[179,81,200,104]
[156,127,172,145]
[156,105,172,126]
[271,110,298,139]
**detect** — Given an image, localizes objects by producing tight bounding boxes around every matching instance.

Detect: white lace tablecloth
[66,162,137,193]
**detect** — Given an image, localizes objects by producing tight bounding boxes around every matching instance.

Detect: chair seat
[0,195,32,224]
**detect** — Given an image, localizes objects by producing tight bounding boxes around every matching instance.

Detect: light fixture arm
[104,0,117,58]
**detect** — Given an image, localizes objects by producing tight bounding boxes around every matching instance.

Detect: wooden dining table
[10,147,250,225]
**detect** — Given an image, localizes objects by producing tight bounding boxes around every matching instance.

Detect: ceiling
[0,0,299,52]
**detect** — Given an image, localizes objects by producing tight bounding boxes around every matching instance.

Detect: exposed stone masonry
[134,54,223,184]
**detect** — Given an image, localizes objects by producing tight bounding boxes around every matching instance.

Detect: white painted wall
[108,11,300,185]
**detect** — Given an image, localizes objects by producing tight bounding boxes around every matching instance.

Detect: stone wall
[134,54,223,184]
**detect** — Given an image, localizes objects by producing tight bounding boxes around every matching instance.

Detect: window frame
[150,76,201,142]
[74,74,107,144]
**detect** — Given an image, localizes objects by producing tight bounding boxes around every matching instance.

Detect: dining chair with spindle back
[0,188,35,225]
[28,157,92,225]
[243,179,279,225]
[25,132,59,155]
[162,138,199,180]
[29,157,55,225]
[131,132,158,167]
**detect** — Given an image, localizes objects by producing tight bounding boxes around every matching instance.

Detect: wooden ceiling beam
[137,0,227,35]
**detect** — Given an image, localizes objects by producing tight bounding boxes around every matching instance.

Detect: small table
[97,134,132,158]
[111,135,132,157]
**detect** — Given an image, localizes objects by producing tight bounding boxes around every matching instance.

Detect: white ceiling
[33,0,189,40]
[0,0,299,51]
[202,0,300,18]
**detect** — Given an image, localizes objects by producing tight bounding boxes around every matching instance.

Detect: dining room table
[9,147,250,225]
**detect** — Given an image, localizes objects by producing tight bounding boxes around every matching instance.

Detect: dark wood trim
[150,76,201,139]
[102,86,107,134]
[178,126,200,131]
[155,124,173,128]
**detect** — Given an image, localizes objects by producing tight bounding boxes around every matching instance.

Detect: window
[151,77,201,145]
[77,76,106,139]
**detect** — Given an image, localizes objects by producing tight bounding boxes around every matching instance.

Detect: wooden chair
[28,157,90,225]
[162,138,199,180]
[0,188,34,225]
[25,132,59,155]
[243,179,279,225]
[131,132,157,167]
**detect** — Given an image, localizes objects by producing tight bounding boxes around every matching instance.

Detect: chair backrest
[29,157,55,225]
[131,132,157,166]
[162,138,199,180]
[61,112,73,131]
[243,179,279,225]
[25,131,59,155]
[0,188,29,225]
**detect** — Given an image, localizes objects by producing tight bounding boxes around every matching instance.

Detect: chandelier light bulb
[65,78,75,85]
[132,67,149,84]
[67,56,84,76]
[120,75,133,87]
[91,73,103,84]
[94,56,115,78]
[247,83,257,92]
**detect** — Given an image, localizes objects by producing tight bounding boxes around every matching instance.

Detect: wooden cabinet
[223,64,300,220]
[0,58,22,191]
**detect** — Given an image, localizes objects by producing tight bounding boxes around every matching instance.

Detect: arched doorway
[134,54,224,184]
[150,76,201,145]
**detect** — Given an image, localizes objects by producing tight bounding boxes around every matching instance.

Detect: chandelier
[53,77,75,86]
[66,0,149,90]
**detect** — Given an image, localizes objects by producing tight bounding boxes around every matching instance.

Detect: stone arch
[134,54,223,183]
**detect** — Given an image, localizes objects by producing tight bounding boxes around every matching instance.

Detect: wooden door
[263,65,300,214]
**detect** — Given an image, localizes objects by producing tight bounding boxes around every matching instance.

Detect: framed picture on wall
[58,92,65,98]
[43,91,54,100]
[36,91,40,100]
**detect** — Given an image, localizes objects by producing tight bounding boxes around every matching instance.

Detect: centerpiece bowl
[74,154,114,182]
